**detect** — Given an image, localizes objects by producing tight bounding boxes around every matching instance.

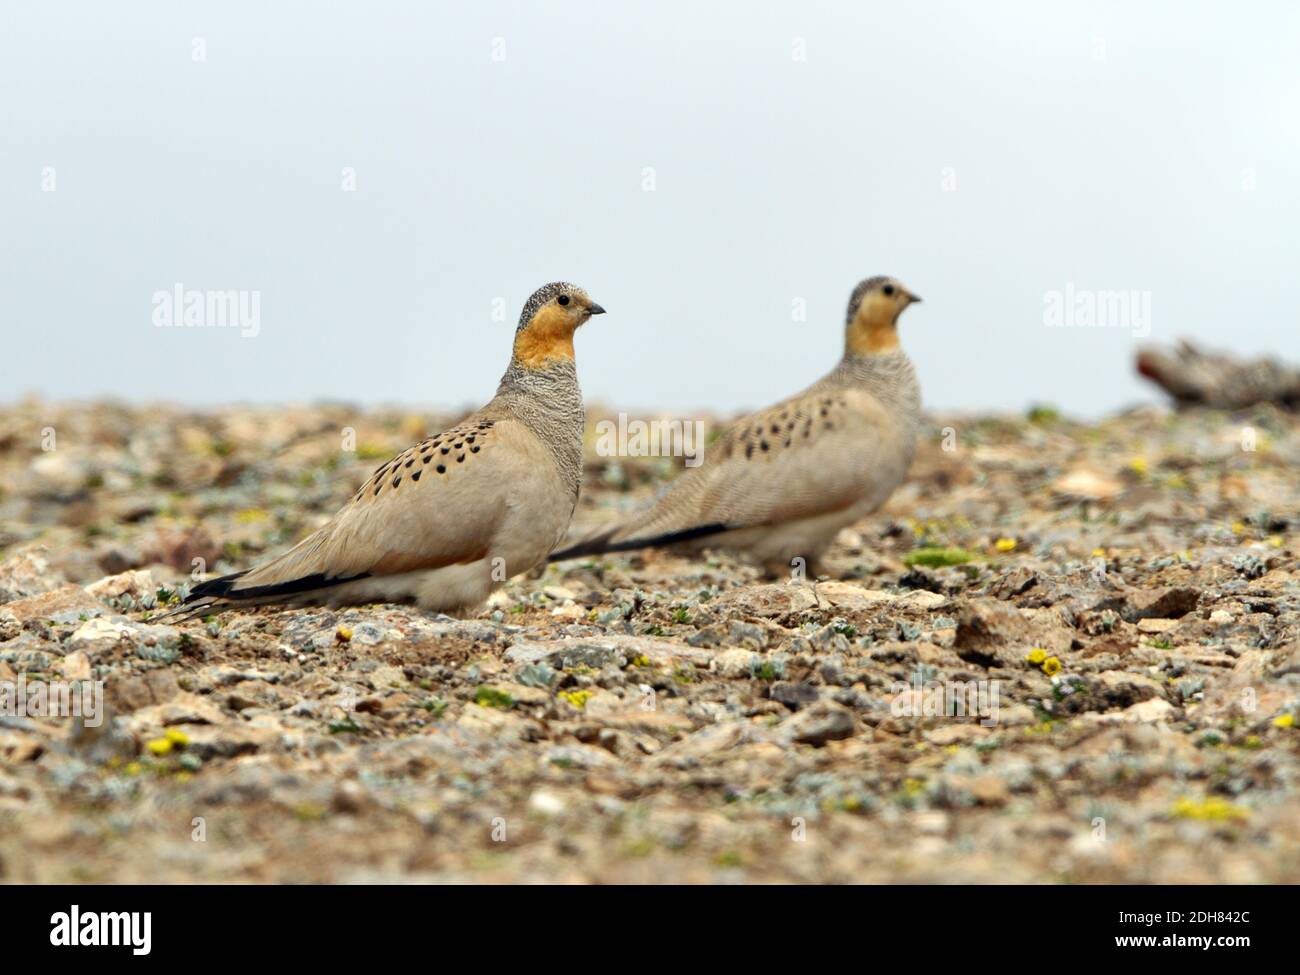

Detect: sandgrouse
[174,282,606,617]
[551,276,922,577]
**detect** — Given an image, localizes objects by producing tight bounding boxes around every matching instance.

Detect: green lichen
[902,547,977,568]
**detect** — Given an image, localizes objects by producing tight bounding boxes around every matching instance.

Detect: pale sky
[3,0,1298,418]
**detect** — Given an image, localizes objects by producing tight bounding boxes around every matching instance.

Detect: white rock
[62,651,92,681]
[86,569,156,601]
[528,790,566,816]
[1127,697,1176,722]
[67,617,135,654]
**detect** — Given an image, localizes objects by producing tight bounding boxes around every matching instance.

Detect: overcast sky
[3,0,1298,418]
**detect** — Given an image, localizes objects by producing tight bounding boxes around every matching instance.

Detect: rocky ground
[0,397,1297,884]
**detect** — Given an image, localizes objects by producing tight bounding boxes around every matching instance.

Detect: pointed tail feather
[548,522,734,562]
[161,568,371,621]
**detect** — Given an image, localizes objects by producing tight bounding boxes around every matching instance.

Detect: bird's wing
[604,387,909,545]
[203,414,545,599]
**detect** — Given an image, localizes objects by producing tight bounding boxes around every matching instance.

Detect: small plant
[474,686,514,709]
[903,547,976,568]
[419,698,448,718]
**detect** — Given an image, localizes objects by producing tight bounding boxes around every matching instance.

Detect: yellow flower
[1273,713,1294,729]
[1170,796,1248,822]
[1026,648,1047,665]
[1268,536,1283,548]
[559,689,592,710]
[1127,457,1148,476]
[146,737,173,756]
[124,762,143,776]
[335,625,353,643]
[1091,548,1106,558]
[164,728,190,747]
[994,537,1017,552]
[1042,656,1063,676]
[1231,521,1245,535]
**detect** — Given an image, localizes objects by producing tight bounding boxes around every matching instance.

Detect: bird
[171,282,606,618]
[550,275,922,578]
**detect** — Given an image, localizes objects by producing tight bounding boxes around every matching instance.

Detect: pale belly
[326,469,575,613]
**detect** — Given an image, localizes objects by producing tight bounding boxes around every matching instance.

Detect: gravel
[0,399,1297,882]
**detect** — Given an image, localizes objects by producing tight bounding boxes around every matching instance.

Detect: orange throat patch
[846,311,900,355]
[513,305,576,368]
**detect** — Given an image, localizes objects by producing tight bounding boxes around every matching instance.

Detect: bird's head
[844,276,921,356]
[512,281,606,368]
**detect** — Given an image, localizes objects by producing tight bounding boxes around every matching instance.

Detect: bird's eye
[882,284,896,297]
[557,294,570,306]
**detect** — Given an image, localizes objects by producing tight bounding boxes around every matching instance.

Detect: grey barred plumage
[495,358,586,501]
[517,281,582,331]
[845,275,894,325]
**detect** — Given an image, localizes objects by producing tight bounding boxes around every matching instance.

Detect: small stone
[3,585,101,624]
[1137,618,1179,633]
[61,651,92,681]
[85,569,156,601]
[953,599,1034,667]
[705,583,820,620]
[924,724,990,746]
[67,617,136,656]
[770,682,820,710]
[1124,586,1200,622]
[712,648,756,678]
[1052,469,1124,501]
[782,701,855,746]
[528,790,566,815]
[0,549,67,603]
[0,609,19,642]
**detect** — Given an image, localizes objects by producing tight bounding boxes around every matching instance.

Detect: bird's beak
[588,303,607,316]
[906,292,922,305]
